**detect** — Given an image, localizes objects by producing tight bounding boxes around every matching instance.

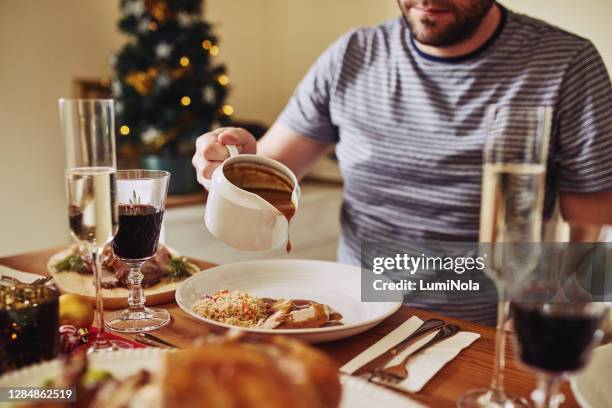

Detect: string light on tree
[202,40,212,50]
[120,125,130,136]
[179,56,190,67]
[210,46,220,56]
[218,74,229,86]
[222,104,234,116]
[181,96,192,106]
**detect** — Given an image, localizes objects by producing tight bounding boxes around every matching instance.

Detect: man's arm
[560,191,612,224]
[560,191,612,241]
[553,40,612,239]
[257,122,332,180]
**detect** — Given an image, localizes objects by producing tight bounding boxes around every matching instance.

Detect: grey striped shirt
[278,5,612,325]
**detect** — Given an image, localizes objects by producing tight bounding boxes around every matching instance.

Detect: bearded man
[193,1,612,325]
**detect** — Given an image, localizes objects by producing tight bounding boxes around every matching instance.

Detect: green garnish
[83,369,114,386]
[167,257,196,281]
[41,369,114,388]
[129,190,141,205]
[55,255,87,273]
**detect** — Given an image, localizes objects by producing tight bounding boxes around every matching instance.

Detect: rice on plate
[192,289,269,327]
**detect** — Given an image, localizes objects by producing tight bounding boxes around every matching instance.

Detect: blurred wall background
[0,0,610,256]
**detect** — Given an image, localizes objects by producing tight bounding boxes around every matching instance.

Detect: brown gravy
[224,162,296,252]
[243,188,295,252]
[262,298,344,329]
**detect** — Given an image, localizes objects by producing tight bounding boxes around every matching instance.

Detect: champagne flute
[459,106,552,407]
[60,98,131,352]
[105,170,171,333]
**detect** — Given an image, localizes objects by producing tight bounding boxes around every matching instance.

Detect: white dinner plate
[175,259,402,343]
[571,342,612,408]
[0,349,424,408]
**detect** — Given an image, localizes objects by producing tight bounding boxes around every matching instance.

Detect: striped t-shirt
[278,5,612,325]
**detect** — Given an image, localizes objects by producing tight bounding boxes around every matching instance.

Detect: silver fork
[0,274,52,286]
[32,276,53,285]
[372,324,460,383]
[354,318,445,380]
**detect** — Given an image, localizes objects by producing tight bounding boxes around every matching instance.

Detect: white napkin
[0,264,48,284]
[341,316,424,374]
[341,316,480,393]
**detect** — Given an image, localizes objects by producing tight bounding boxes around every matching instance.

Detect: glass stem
[91,249,109,348]
[489,287,509,401]
[532,374,563,408]
[127,263,146,315]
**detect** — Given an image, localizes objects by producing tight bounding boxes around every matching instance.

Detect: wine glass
[59,98,132,352]
[509,230,610,408]
[459,106,552,407]
[105,170,171,333]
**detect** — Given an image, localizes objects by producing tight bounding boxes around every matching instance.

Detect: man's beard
[399,0,495,47]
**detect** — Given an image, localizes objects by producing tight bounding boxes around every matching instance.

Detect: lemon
[59,293,95,329]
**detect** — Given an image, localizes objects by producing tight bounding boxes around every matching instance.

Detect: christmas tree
[112,0,232,157]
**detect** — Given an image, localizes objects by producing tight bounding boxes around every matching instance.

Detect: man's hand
[192,127,257,189]
[192,121,333,190]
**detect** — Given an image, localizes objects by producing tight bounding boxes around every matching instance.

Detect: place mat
[341,316,480,393]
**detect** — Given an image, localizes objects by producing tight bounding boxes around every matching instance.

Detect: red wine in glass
[112,204,164,261]
[512,303,605,374]
[105,170,170,333]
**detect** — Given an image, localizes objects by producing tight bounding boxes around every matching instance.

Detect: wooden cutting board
[47,248,200,309]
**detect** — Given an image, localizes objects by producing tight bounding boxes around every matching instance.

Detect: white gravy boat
[204,145,300,251]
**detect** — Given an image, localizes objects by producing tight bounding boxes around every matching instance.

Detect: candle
[0,284,59,373]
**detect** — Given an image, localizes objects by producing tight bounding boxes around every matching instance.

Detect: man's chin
[405,14,461,47]
[412,28,458,47]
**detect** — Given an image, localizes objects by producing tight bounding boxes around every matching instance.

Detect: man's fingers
[193,127,257,190]
[218,129,247,148]
[196,172,211,190]
[203,141,231,161]
[218,128,257,154]
[218,130,239,144]
[195,131,217,152]
[206,127,231,138]
[203,162,220,180]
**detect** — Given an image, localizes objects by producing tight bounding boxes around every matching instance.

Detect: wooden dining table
[0,247,581,408]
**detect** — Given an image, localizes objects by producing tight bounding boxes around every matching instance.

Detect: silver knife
[134,336,165,348]
[135,333,178,349]
[353,318,445,376]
